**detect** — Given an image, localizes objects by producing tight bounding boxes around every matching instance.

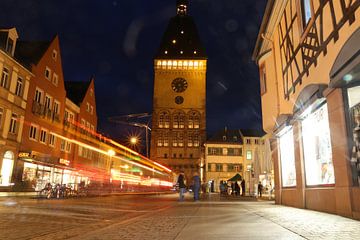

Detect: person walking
[258,181,263,198]
[234,181,240,196]
[177,172,186,201]
[192,172,201,201]
[241,179,246,196]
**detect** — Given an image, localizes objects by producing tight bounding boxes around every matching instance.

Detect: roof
[14,40,51,68]
[207,129,243,144]
[252,0,275,62]
[65,81,91,106]
[240,129,266,138]
[155,2,206,59]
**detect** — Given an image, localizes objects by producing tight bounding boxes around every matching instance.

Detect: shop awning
[227,173,242,182]
[330,27,360,88]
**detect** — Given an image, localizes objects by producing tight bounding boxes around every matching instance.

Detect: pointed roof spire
[177,0,189,16]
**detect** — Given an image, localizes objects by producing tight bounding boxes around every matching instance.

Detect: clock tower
[150,0,207,181]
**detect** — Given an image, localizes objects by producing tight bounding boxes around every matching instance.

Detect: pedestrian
[241,179,246,196]
[258,181,263,198]
[192,172,201,201]
[268,182,274,200]
[234,181,240,196]
[177,172,186,201]
[219,180,225,195]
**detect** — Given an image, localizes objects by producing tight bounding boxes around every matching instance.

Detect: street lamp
[130,136,138,145]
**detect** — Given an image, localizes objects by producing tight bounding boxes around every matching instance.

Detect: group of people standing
[219,179,246,196]
[177,171,201,201]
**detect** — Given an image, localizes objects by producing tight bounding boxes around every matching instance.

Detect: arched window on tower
[194,134,200,147]
[158,111,170,128]
[157,133,163,147]
[188,111,200,129]
[173,111,185,129]
[187,134,193,147]
[164,132,169,147]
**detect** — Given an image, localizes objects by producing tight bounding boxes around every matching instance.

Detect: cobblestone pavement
[0,193,359,240]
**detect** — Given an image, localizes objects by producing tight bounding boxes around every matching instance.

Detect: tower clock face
[171,78,188,92]
[175,96,184,104]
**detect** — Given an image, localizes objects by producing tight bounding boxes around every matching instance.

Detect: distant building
[0,27,32,188]
[205,128,268,195]
[150,0,207,183]
[253,0,360,219]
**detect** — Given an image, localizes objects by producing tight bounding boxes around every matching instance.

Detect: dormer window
[6,38,14,55]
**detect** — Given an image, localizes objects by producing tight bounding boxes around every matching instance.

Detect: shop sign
[59,158,70,166]
[18,152,31,158]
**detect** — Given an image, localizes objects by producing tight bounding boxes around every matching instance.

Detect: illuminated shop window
[348,86,360,186]
[302,103,334,186]
[0,151,14,186]
[279,127,296,187]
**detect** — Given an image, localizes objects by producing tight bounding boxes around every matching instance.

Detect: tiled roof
[240,129,266,137]
[14,41,51,68]
[207,129,243,144]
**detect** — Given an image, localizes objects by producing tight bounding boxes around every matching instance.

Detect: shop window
[278,127,296,187]
[0,151,14,186]
[15,77,23,97]
[348,86,360,186]
[300,0,312,28]
[301,103,335,186]
[1,67,9,89]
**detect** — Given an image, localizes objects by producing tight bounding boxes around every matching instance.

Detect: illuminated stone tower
[150,0,207,180]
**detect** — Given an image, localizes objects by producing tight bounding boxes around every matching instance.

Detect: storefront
[17,151,88,191]
[0,151,15,186]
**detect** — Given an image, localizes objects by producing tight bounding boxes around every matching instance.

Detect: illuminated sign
[59,158,70,166]
[18,152,31,158]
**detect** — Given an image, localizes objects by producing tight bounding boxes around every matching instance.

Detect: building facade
[204,129,268,195]
[0,28,32,188]
[150,0,207,182]
[253,0,360,219]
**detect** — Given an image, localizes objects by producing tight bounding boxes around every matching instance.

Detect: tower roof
[155,0,206,60]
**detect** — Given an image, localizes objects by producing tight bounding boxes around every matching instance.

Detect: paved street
[0,193,359,240]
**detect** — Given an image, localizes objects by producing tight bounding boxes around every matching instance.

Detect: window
[302,103,334,186]
[187,135,193,147]
[0,108,3,129]
[173,153,176,158]
[228,148,242,156]
[193,135,200,147]
[216,164,223,172]
[158,112,170,128]
[29,125,38,140]
[53,100,60,114]
[52,50,58,60]
[208,163,212,172]
[188,111,200,129]
[223,148,228,155]
[178,133,184,147]
[60,140,66,151]
[6,38,14,54]
[34,88,43,103]
[66,142,71,153]
[86,102,90,112]
[9,114,17,134]
[39,129,47,144]
[227,164,234,172]
[49,133,55,147]
[163,133,169,147]
[52,73,58,86]
[1,68,9,89]
[172,133,178,147]
[90,106,94,115]
[157,135,163,147]
[279,127,296,187]
[255,139,259,145]
[44,95,52,110]
[246,139,251,144]
[260,64,267,95]
[246,150,252,160]
[164,153,168,158]
[15,77,23,96]
[208,147,222,155]
[45,67,51,80]
[301,0,312,28]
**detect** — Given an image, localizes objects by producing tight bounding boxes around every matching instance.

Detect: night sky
[0,0,267,145]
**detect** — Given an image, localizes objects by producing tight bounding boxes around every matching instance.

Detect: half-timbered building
[253,0,360,219]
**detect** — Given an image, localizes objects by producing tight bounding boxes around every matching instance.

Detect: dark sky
[0,0,266,143]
